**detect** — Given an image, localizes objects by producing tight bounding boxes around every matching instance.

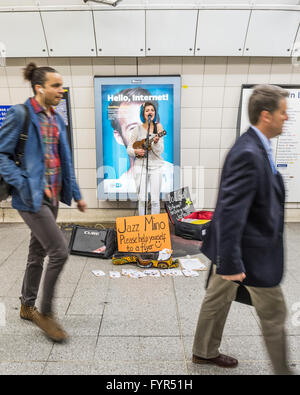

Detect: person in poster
[127,101,165,215]
[103,85,174,197]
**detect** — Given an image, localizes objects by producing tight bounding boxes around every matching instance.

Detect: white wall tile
[203,57,227,87]
[137,57,159,75]
[5,58,26,67]
[201,108,222,129]
[180,129,200,149]
[181,166,204,191]
[225,57,249,86]
[181,86,202,107]
[223,86,241,108]
[181,107,201,129]
[202,86,224,108]
[78,169,97,189]
[5,58,28,88]
[219,148,230,168]
[99,200,120,209]
[0,87,11,103]
[191,188,205,209]
[247,57,272,84]
[92,57,115,76]
[200,129,221,149]
[73,87,94,108]
[58,71,73,89]
[9,87,31,103]
[77,149,97,169]
[48,57,72,87]
[25,57,49,67]
[286,203,298,209]
[0,67,8,88]
[220,129,237,149]
[181,148,199,166]
[72,147,79,169]
[182,57,204,86]
[76,129,96,150]
[48,58,70,67]
[291,64,300,84]
[199,148,220,169]
[269,58,293,84]
[203,168,220,189]
[115,57,137,75]
[80,188,98,209]
[222,107,238,129]
[71,108,77,129]
[70,58,93,87]
[159,57,182,75]
[75,108,95,129]
[204,188,218,209]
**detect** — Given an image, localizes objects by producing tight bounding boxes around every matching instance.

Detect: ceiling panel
[244,10,299,56]
[0,1,299,7]
[146,9,198,56]
[0,12,48,57]
[41,11,96,56]
[94,10,145,56]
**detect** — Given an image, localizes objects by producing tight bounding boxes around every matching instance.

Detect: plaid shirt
[30,97,62,206]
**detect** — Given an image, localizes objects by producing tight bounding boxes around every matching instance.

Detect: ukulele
[133,130,166,158]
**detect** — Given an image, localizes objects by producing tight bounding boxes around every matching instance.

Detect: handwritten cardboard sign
[116,213,171,253]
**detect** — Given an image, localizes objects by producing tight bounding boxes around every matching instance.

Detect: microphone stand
[144,117,151,215]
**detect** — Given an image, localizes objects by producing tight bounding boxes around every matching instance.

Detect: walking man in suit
[192,84,292,374]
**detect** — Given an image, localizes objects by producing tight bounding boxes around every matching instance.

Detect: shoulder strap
[15,104,30,167]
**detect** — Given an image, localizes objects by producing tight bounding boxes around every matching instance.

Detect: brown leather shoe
[192,353,238,368]
[20,303,38,321]
[32,311,68,343]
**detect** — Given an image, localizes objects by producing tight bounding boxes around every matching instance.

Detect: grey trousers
[18,204,69,315]
[193,265,291,375]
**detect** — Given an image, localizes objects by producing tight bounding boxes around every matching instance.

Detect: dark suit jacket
[202,127,285,287]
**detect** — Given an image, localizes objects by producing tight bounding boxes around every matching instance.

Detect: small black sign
[164,187,195,224]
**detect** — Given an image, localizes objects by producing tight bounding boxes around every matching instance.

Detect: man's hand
[221,273,246,282]
[77,199,87,213]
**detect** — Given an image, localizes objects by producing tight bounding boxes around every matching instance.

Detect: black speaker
[68,225,117,259]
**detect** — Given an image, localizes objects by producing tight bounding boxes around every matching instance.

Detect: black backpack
[0,104,30,201]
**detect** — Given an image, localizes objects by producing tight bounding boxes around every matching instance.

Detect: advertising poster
[0,105,11,128]
[94,76,181,201]
[238,84,300,202]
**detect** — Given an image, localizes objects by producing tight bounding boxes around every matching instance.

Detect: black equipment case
[164,187,212,241]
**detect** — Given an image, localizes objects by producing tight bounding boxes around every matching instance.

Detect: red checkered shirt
[30,97,62,205]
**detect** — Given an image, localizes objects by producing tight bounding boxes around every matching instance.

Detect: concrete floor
[0,222,299,375]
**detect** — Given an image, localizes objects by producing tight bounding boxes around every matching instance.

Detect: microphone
[148,114,151,123]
